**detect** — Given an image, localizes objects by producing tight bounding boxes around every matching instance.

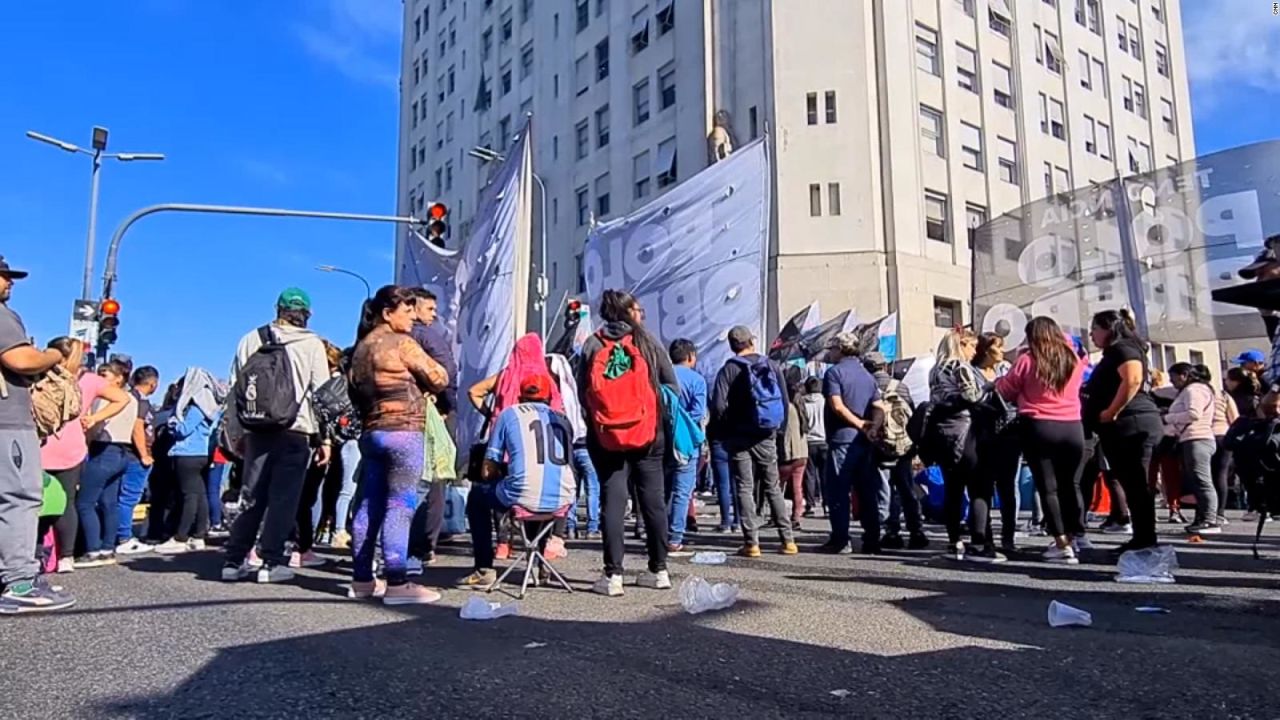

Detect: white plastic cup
[1047,600,1092,628]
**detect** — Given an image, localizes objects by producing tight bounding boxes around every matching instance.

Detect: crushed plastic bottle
[1116,545,1178,584]
[690,551,727,565]
[459,596,520,621]
[679,576,739,614]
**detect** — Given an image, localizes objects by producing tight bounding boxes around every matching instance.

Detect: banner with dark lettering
[972,140,1280,347]
[584,138,770,379]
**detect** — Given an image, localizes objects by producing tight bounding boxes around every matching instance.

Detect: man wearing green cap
[221,287,332,584]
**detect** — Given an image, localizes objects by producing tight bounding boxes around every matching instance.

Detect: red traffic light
[567,299,582,312]
[427,202,448,221]
[100,298,121,316]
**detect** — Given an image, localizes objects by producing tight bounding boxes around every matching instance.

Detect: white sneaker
[154,539,190,555]
[636,570,672,590]
[1073,534,1094,551]
[1099,521,1133,535]
[1042,543,1079,565]
[56,558,75,574]
[115,538,154,556]
[947,541,966,561]
[187,539,207,551]
[592,573,624,597]
[221,562,254,582]
[406,557,424,576]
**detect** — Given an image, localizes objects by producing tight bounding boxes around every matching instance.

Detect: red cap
[519,374,553,403]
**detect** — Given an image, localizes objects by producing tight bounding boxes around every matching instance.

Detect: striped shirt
[485,403,576,513]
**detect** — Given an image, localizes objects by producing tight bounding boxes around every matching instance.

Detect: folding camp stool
[486,503,575,599]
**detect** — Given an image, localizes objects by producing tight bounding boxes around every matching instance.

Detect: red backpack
[586,332,658,451]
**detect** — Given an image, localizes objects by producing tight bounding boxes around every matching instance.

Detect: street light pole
[316,265,373,298]
[83,149,102,302]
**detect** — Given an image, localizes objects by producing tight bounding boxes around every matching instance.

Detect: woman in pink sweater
[1164,363,1222,535]
[995,317,1087,565]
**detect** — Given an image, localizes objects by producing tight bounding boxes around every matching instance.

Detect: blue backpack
[661,385,706,466]
[731,357,785,432]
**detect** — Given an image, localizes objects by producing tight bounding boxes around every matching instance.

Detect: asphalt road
[4,509,1279,719]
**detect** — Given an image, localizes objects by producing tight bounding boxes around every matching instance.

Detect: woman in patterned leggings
[348,285,448,605]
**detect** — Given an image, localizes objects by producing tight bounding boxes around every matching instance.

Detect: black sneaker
[816,540,850,554]
[1185,522,1222,535]
[1112,539,1158,555]
[908,533,931,550]
[965,545,1008,564]
[859,542,883,555]
[880,534,906,550]
[0,577,75,614]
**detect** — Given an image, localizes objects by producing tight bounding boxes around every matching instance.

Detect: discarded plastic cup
[460,596,519,621]
[691,551,727,565]
[680,576,739,614]
[1047,600,1092,628]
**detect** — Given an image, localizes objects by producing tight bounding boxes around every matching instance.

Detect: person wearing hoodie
[576,290,678,597]
[155,368,224,554]
[221,288,333,584]
[801,376,826,517]
[1165,363,1223,535]
[709,325,799,558]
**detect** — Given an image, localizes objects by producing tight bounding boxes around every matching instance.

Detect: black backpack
[1225,416,1280,558]
[234,325,301,432]
[313,374,361,442]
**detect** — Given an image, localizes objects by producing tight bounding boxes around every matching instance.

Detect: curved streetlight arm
[101,203,428,299]
[316,265,373,298]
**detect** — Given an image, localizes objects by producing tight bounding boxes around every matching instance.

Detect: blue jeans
[335,440,361,534]
[825,441,873,547]
[78,443,130,554]
[207,463,229,528]
[666,459,698,546]
[711,440,737,530]
[116,457,150,543]
[565,445,600,534]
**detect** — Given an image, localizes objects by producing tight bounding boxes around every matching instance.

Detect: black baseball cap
[1239,235,1280,280]
[0,256,29,279]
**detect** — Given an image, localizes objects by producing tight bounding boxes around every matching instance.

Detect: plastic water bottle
[690,551,727,565]
[459,596,520,620]
[679,576,739,614]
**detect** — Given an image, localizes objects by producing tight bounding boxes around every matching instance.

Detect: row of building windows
[808,183,843,217]
[923,190,988,249]
[916,28,1016,109]
[568,138,678,226]
[919,105,1020,185]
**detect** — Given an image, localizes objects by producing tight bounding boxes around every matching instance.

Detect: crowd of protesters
[2,249,1279,613]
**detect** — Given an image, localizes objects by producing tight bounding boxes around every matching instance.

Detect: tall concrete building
[396,0,1212,362]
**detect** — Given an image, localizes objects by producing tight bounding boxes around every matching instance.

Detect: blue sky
[0,0,1275,386]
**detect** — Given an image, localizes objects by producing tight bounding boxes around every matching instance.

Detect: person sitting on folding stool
[459,374,576,588]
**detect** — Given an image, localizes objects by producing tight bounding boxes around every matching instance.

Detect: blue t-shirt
[484,403,576,512]
[673,365,708,425]
[822,358,879,445]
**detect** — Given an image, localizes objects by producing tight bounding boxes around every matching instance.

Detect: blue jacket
[168,405,215,458]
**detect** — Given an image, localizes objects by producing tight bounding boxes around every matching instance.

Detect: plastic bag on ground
[690,551,727,565]
[679,576,739,614]
[1116,545,1178,584]
[460,596,519,620]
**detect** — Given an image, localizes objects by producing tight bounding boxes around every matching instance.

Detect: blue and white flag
[398,230,461,334]
[584,138,771,381]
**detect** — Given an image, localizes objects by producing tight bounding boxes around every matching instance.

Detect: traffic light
[426,202,448,247]
[564,298,586,331]
[98,297,121,349]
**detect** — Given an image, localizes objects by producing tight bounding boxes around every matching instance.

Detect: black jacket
[709,353,790,443]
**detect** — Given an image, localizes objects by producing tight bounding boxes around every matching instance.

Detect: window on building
[1084,115,1097,154]
[748,106,759,139]
[633,151,651,199]
[1161,98,1176,134]
[997,136,1018,184]
[989,6,1012,36]
[415,17,422,41]
[1155,42,1169,77]
[1127,136,1141,172]
[656,137,678,188]
[1188,349,1204,367]
[1038,93,1049,133]
[575,119,590,159]
[920,105,945,157]
[1055,166,1071,195]
[658,63,676,109]
[1043,0,1055,6]
[501,62,513,95]
[445,160,453,191]
[960,122,983,171]
[481,28,493,60]
[1098,121,1112,159]
[657,0,675,34]
[1074,0,1085,25]
[993,61,1014,108]
[499,115,512,149]
[1034,23,1044,64]
[436,121,445,149]
[934,297,962,328]
[597,0,607,17]
[1094,57,1108,98]
[1122,76,1134,111]
[916,24,940,75]
[631,9,649,54]
[1134,81,1147,119]
[828,183,842,216]
[433,168,442,196]
[446,112,455,142]
[633,79,650,125]
[411,101,419,128]
[501,9,513,42]
[448,18,457,47]
[1049,98,1066,140]
[574,54,590,95]
[521,0,533,22]
[1117,16,1127,52]
[1045,31,1063,74]
[576,0,589,32]
[1140,140,1153,171]
[413,59,420,86]
[1044,162,1054,196]
[448,66,456,95]
[1152,0,1164,21]
[439,38,447,59]
[596,104,610,147]
[410,148,417,171]
[809,183,822,217]
[965,204,987,247]
[1086,0,1100,33]
[596,39,610,81]
[595,174,611,218]
[521,43,534,79]
[1079,50,1092,89]
[806,93,818,125]
[824,91,837,123]
[956,44,978,93]
[925,191,949,243]
[552,134,559,159]
[1129,23,1141,58]
[576,185,589,225]
[957,0,975,17]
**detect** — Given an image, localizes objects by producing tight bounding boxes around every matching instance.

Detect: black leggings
[977,427,1023,544]
[942,434,982,546]
[590,430,668,576]
[294,460,327,553]
[1099,418,1161,547]
[173,456,210,542]
[1021,419,1085,539]
[49,465,81,558]
[1211,435,1232,514]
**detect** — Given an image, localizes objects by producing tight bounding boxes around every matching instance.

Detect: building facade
[396,0,1214,361]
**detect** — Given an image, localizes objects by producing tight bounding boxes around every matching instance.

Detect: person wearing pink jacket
[1164,363,1222,535]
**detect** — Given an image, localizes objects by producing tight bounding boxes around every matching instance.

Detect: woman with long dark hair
[348,285,448,604]
[1164,363,1224,534]
[1084,310,1164,553]
[996,317,1087,564]
[576,289,678,596]
[973,332,1023,552]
